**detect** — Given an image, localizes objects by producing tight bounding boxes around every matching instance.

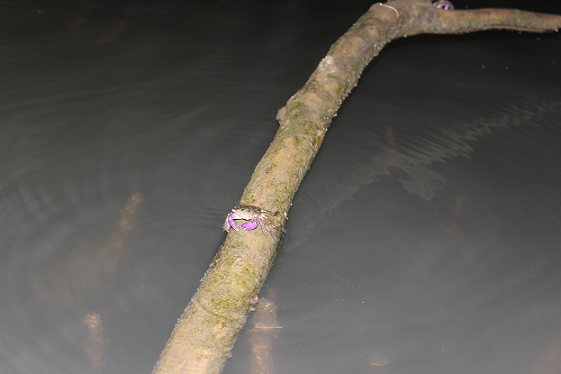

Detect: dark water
[1,1,560,373]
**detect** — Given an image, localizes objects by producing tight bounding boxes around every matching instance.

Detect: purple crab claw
[227,212,242,231]
[241,220,259,230]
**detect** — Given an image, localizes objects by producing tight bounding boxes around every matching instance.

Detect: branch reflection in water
[248,289,282,374]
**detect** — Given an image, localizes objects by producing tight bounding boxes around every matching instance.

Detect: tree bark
[152,1,561,373]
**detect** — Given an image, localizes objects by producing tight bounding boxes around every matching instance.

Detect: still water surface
[1,1,560,373]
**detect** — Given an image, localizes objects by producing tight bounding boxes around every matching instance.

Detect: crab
[223,203,286,238]
[433,0,454,10]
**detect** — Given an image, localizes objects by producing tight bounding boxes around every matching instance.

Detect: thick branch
[405,2,561,35]
[152,2,561,373]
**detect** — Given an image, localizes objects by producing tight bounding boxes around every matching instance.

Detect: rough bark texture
[152,1,561,373]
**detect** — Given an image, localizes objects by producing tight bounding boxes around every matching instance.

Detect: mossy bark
[152,1,561,373]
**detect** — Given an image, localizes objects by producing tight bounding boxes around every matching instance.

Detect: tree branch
[152,1,561,373]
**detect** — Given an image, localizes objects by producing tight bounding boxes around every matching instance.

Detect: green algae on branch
[152,2,561,374]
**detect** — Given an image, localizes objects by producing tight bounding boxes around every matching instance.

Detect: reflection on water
[43,193,143,298]
[285,96,561,251]
[84,313,105,374]
[248,289,282,374]
[368,355,388,374]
